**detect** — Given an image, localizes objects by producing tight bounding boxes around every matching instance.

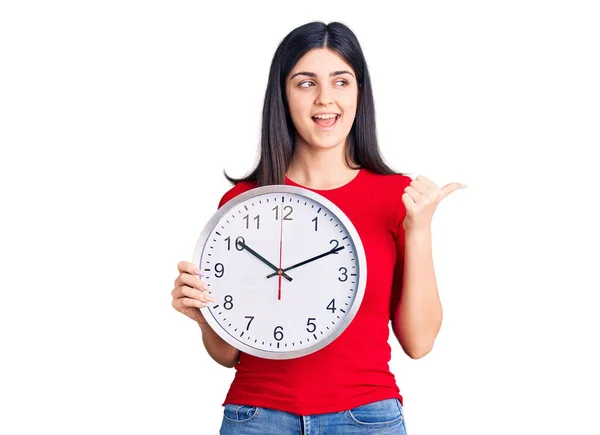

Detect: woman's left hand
[401,175,466,232]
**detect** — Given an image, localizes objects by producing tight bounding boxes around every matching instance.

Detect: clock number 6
[274,325,284,341]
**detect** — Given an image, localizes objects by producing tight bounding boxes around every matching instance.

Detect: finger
[440,182,466,200]
[180,285,216,303]
[402,191,416,207]
[174,261,203,288]
[177,260,203,277]
[415,175,438,190]
[174,296,208,310]
[408,179,431,196]
[180,272,211,292]
[171,283,203,300]
[404,186,428,204]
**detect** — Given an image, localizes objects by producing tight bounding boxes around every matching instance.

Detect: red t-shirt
[215,168,412,415]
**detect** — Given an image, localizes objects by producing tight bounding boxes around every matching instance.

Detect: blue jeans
[219,398,407,434]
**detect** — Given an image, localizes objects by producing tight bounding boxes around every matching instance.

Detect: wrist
[404,226,432,241]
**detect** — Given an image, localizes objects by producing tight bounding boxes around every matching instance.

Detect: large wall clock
[192,185,367,360]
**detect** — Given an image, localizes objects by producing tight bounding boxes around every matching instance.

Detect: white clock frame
[192,184,367,360]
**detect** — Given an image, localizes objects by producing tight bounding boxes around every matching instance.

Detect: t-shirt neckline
[285,168,363,192]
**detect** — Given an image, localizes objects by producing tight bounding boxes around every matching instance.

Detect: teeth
[313,113,338,119]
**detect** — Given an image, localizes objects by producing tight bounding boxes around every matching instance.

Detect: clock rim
[192,184,367,360]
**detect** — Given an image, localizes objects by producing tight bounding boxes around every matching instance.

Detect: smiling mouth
[312,115,339,129]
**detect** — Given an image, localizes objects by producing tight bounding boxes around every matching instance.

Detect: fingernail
[194,269,204,277]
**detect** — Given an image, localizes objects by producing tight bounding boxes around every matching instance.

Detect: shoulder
[218,181,258,209]
[360,170,412,225]
[361,168,412,191]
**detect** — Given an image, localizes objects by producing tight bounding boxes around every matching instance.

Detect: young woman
[171,21,464,435]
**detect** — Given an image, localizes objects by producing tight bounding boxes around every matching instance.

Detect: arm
[390,227,443,359]
[198,321,241,368]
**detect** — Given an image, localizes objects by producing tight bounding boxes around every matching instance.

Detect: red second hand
[278,204,283,300]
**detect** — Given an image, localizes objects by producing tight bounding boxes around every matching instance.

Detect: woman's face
[286,48,359,152]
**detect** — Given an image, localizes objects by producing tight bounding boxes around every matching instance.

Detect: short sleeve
[217,183,243,209]
[218,191,231,209]
[390,175,412,320]
[217,181,256,210]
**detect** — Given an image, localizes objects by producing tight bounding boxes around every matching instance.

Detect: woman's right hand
[171,261,216,324]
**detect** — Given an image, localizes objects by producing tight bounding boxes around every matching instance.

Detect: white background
[1,1,598,434]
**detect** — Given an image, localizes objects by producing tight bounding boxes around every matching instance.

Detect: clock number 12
[273,205,293,221]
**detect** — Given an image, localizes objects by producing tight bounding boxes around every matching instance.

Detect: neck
[286,136,360,190]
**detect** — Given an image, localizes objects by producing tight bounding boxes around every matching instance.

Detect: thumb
[440,182,467,200]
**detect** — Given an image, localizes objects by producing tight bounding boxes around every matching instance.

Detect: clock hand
[237,240,293,282]
[277,204,284,301]
[266,246,345,278]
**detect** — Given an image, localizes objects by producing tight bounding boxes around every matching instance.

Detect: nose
[315,85,334,106]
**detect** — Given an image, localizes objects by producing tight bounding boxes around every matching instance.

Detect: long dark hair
[224,21,405,186]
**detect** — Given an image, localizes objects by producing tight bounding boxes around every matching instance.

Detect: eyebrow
[290,70,355,80]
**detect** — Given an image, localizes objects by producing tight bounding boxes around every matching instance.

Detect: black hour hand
[237,240,293,282]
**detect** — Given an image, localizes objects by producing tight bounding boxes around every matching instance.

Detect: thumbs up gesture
[401,175,466,232]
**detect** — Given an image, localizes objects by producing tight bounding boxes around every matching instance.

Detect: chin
[311,140,345,151]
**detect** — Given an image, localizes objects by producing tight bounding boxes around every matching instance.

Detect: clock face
[192,185,366,360]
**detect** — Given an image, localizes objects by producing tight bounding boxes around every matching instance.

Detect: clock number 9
[224,236,245,251]
[306,318,316,333]
[215,263,225,278]
[274,325,284,341]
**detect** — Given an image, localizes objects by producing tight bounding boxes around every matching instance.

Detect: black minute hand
[238,241,293,282]
[266,246,345,279]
